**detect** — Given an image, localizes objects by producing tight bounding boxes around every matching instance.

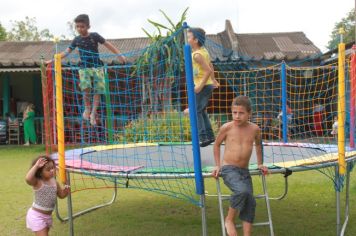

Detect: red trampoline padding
[56,160,144,172]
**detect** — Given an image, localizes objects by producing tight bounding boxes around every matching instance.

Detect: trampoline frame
[55,155,356,236]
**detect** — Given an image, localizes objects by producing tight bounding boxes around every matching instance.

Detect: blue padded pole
[281,61,288,143]
[183,22,204,195]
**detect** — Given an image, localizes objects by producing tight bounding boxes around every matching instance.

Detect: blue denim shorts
[221,165,256,223]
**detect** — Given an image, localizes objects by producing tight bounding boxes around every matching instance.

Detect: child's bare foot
[225,219,238,236]
[90,113,97,126]
[82,109,90,120]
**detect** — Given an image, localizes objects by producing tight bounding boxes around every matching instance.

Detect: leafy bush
[116,111,218,143]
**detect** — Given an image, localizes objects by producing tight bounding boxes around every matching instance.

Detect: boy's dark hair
[188,27,206,46]
[232,96,252,112]
[74,14,90,26]
[31,155,55,179]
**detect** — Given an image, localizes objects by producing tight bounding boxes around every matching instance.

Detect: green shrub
[116,111,219,143]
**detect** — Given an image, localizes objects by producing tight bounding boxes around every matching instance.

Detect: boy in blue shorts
[212,96,268,236]
[49,14,126,125]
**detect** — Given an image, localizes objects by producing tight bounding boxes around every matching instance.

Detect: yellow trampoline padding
[274,151,356,168]
[85,143,159,152]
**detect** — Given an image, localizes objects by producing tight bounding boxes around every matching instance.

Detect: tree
[135,8,188,114]
[7,16,53,41]
[0,22,7,41]
[327,8,355,50]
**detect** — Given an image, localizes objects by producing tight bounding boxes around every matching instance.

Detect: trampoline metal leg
[201,194,208,236]
[340,166,351,236]
[335,166,340,236]
[66,171,74,236]
[336,189,341,236]
[269,173,290,200]
[269,176,288,200]
[261,174,274,236]
[55,176,118,223]
[216,178,226,236]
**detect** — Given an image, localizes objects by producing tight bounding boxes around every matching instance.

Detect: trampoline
[51,142,356,236]
[44,23,356,236]
[51,142,356,177]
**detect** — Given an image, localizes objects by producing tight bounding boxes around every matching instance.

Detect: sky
[0,0,354,52]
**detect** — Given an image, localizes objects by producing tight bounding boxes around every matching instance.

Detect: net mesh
[41,27,356,205]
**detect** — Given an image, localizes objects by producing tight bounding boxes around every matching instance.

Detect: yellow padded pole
[337,41,346,175]
[54,54,66,183]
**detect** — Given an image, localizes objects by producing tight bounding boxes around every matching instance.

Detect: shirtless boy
[212,96,268,236]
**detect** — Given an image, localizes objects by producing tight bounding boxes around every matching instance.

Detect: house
[0,19,321,122]
[320,41,355,65]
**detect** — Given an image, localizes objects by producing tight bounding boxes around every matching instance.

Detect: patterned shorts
[78,68,106,94]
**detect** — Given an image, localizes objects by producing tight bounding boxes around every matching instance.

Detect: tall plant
[135,8,188,115]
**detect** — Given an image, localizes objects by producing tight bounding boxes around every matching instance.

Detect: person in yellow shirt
[187,27,219,147]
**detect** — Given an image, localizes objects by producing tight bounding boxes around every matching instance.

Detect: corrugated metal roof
[273,37,299,52]
[0,67,41,72]
[236,31,320,60]
[0,20,321,70]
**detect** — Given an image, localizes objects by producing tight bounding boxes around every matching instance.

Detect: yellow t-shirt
[192,47,213,86]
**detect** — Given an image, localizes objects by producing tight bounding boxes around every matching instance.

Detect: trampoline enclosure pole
[338,29,346,176]
[104,64,114,143]
[183,23,205,195]
[54,53,66,184]
[40,60,53,155]
[281,62,288,143]
[350,45,356,148]
[183,22,207,236]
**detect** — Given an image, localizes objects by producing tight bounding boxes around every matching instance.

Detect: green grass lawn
[0,145,355,236]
